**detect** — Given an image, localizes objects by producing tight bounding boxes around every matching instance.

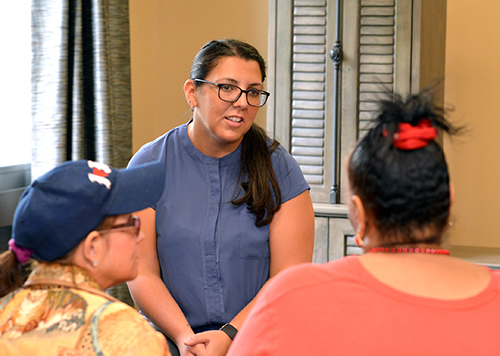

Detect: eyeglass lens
[99,215,140,236]
[218,84,268,107]
[193,79,269,107]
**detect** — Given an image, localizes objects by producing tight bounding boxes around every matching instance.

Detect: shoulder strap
[73,300,115,356]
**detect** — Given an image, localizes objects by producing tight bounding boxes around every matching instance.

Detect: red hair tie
[384,118,437,150]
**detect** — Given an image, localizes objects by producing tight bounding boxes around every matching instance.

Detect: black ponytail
[349,89,463,245]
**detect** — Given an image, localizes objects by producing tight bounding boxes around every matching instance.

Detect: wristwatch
[220,323,238,340]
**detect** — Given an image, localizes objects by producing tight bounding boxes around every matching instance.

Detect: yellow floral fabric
[0,263,170,356]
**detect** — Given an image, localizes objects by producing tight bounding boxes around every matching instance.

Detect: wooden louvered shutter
[269,0,408,204]
[291,1,327,186]
[358,0,395,136]
[269,0,446,263]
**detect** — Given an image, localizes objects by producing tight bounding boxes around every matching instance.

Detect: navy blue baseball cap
[12,160,165,261]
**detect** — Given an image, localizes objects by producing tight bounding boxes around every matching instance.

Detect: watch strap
[220,323,238,340]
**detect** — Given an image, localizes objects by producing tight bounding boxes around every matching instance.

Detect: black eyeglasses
[98,215,140,237]
[193,79,270,107]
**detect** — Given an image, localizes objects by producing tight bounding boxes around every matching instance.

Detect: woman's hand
[178,341,210,356]
[184,330,232,356]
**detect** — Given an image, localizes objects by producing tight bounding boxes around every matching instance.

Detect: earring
[355,233,364,247]
[93,260,97,267]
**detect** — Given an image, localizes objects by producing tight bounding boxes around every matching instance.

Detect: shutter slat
[359,83,392,92]
[293,81,325,91]
[293,90,325,100]
[359,120,374,130]
[292,128,325,137]
[293,44,326,53]
[294,53,326,63]
[300,165,323,175]
[292,109,324,119]
[361,7,394,16]
[293,35,326,44]
[360,35,394,45]
[303,175,323,184]
[361,0,395,6]
[360,45,394,54]
[293,62,326,72]
[359,102,379,111]
[294,26,326,35]
[293,155,323,165]
[292,118,324,128]
[293,72,326,82]
[292,100,324,110]
[291,137,324,146]
[360,17,394,26]
[360,64,393,74]
[294,7,327,16]
[359,111,374,121]
[361,26,394,35]
[359,74,393,82]
[294,17,326,26]
[360,54,394,64]
[359,92,386,101]
[291,146,324,156]
[295,0,326,6]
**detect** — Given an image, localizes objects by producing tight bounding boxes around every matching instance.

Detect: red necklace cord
[367,247,450,255]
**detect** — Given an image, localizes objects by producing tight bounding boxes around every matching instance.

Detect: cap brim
[107,160,165,215]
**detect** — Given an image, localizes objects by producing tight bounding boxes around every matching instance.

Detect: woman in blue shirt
[127,39,315,356]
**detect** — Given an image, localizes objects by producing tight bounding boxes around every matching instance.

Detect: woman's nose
[233,91,249,108]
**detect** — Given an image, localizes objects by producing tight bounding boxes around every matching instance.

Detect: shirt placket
[203,162,224,323]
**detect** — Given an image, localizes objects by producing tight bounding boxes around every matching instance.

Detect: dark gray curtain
[31,0,132,180]
[31,0,134,306]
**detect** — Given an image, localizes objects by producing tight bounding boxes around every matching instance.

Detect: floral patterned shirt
[0,262,170,356]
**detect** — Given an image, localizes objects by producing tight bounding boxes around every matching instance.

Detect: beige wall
[444,1,500,248]
[129,0,268,152]
[130,1,500,249]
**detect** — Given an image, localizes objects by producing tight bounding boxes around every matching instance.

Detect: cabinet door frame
[267,0,442,207]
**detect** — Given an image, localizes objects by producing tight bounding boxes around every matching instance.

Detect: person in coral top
[227,90,500,356]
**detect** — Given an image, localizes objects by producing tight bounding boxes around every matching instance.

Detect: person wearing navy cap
[0,160,171,356]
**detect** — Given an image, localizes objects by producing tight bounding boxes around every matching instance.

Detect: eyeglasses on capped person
[98,215,140,237]
[193,79,270,107]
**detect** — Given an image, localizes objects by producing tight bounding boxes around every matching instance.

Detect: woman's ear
[351,195,367,239]
[82,231,103,268]
[184,79,198,110]
[449,181,455,208]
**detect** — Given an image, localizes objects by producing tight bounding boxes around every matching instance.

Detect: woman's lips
[226,116,243,123]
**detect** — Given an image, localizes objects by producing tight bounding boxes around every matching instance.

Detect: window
[0,3,31,168]
[0,3,31,243]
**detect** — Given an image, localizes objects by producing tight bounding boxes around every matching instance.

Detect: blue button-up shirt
[129,121,309,330]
